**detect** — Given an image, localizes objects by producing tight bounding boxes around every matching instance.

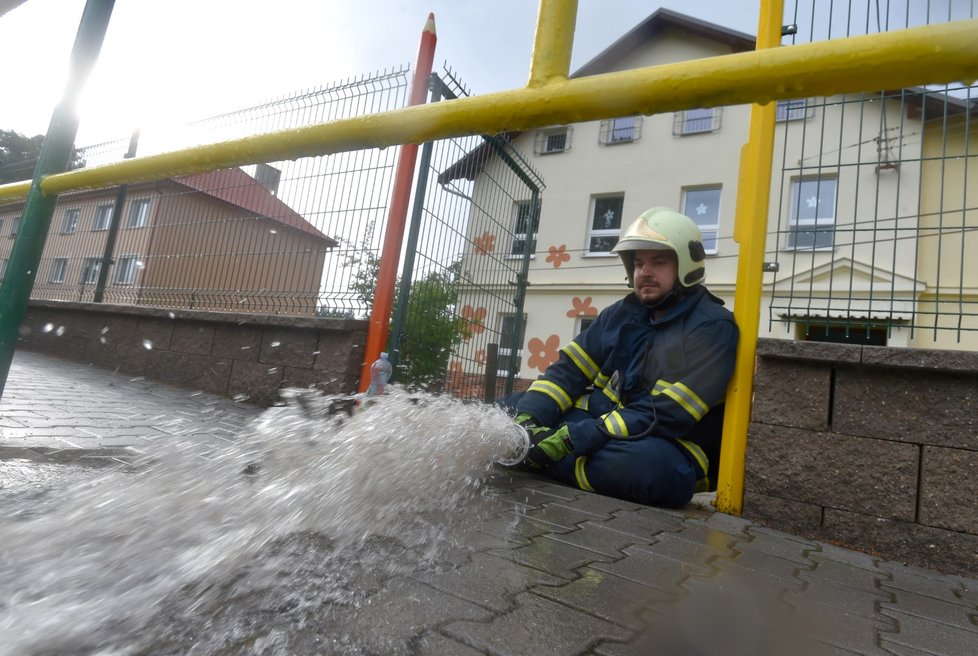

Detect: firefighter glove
[522,423,573,469]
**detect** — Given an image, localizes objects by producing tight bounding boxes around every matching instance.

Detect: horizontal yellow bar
[0,19,975,203]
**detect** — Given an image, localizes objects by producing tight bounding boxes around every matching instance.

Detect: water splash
[0,389,525,654]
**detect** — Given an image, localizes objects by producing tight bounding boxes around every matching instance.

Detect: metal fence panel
[768,1,977,349]
[0,68,411,317]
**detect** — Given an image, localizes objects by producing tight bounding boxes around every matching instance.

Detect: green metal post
[93,128,139,303]
[0,0,116,397]
[389,74,442,376]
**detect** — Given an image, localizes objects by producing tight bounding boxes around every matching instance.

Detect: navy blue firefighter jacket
[515,285,738,482]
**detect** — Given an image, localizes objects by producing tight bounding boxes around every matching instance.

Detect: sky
[0,1,762,146]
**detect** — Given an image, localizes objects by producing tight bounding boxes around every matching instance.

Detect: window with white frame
[509,199,539,258]
[681,186,722,254]
[787,176,837,250]
[80,257,101,285]
[0,259,7,280]
[776,99,809,122]
[586,194,624,254]
[48,258,68,284]
[496,313,525,377]
[9,218,19,237]
[113,255,141,284]
[534,126,571,154]
[125,199,151,229]
[599,117,641,144]
[92,204,114,231]
[59,208,80,234]
[575,315,597,336]
[674,108,721,135]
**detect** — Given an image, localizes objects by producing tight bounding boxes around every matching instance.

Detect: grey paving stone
[741,526,820,564]
[713,548,812,588]
[322,577,493,655]
[787,604,898,656]
[548,521,653,558]
[492,484,580,509]
[524,502,607,530]
[443,592,629,656]
[492,534,617,580]
[880,563,976,606]
[880,611,978,655]
[802,557,894,594]
[786,578,893,620]
[813,542,889,572]
[881,589,978,632]
[588,508,684,540]
[590,544,691,593]
[549,491,640,517]
[531,566,675,630]
[643,531,735,575]
[417,551,564,613]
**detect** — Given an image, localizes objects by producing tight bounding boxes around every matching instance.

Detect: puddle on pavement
[0,390,527,655]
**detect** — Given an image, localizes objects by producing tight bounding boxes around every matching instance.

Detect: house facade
[453,9,972,384]
[0,166,335,316]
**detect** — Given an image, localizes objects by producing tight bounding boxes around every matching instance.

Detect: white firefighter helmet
[611,207,707,287]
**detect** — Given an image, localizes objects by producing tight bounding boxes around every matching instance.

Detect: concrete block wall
[745,338,978,577]
[18,300,367,407]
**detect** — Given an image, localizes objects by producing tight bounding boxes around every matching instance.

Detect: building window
[599,117,641,144]
[681,186,722,254]
[125,199,151,229]
[59,208,80,234]
[509,199,539,258]
[113,255,141,285]
[48,258,68,284]
[575,316,597,336]
[674,108,721,135]
[586,194,624,255]
[80,257,102,285]
[0,259,7,280]
[497,313,526,377]
[534,126,571,155]
[9,218,19,237]
[93,204,114,231]
[797,321,887,346]
[777,99,809,122]
[787,177,837,250]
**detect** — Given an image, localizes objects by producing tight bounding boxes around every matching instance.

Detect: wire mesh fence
[0,67,411,316]
[768,0,977,348]
[386,67,543,398]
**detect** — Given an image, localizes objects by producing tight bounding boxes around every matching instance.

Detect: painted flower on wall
[546,244,571,269]
[566,296,599,318]
[475,349,487,365]
[474,232,496,255]
[527,334,561,373]
[461,305,487,340]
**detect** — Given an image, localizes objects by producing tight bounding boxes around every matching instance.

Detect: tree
[0,129,86,184]
[345,247,468,391]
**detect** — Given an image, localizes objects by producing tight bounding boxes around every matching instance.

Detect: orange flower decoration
[475,349,487,364]
[460,304,487,340]
[546,244,571,269]
[566,296,599,318]
[448,360,463,375]
[527,334,561,373]
[473,232,496,255]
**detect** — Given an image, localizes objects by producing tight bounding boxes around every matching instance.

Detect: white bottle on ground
[366,352,393,397]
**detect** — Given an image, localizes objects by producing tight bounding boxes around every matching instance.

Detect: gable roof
[572,8,755,79]
[173,167,335,246]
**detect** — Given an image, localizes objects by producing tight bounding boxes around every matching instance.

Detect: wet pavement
[2,350,978,655]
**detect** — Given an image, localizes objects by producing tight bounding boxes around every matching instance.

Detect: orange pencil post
[358,14,437,392]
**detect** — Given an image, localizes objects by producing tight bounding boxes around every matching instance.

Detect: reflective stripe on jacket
[516,285,738,473]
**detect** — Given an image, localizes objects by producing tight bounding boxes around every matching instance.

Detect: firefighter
[500,207,738,508]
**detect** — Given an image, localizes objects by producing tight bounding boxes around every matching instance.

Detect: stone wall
[18,300,367,407]
[745,338,978,577]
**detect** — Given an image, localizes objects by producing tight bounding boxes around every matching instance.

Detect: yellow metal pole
[0,19,975,202]
[715,0,785,516]
[527,0,577,86]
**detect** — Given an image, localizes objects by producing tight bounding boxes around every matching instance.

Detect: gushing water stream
[0,389,528,655]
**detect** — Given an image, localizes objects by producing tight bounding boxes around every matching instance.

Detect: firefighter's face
[632,249,678,304]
